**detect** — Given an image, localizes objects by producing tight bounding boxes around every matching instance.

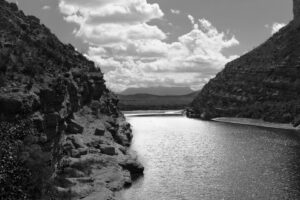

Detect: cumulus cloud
[42,5,51,10]
[59,0,239,92]
[59,0,165,45]
[187,15,195,25]
[187,14,199,29]
[59,0,163,25]
[170,9,180,14]
[266,22,286,34]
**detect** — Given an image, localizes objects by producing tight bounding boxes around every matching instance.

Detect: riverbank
[213,117,300,131]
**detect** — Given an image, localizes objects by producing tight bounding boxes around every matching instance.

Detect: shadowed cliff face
[294,0,300,20]
[190,4,300,126]
[0,1,143,199]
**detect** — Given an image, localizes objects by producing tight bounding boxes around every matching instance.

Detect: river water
[121,115,300,200]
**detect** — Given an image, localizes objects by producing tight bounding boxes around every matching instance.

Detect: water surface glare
[122,116,300,200]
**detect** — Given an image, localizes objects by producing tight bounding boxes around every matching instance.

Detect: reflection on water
[122,116,300,200]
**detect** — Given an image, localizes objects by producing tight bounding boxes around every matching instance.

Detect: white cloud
[73,23,166,45]
[188,14,199,29]
[170,9,180,14]
[266,22,286,34]
[59,0,163,25]
[59,0,165,46]
[188,15,195,25]
[59,1,239,92]
[42,5,51,10]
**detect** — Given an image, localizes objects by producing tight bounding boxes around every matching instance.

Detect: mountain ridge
[118,92,198,111]
[189,4,300,126]
[119,86,194,96]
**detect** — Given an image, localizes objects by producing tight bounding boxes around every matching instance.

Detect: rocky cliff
[0,1,143,199]
[294,0,300,20]
[190,3,300,126]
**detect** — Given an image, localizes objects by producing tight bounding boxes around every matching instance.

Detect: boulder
[54,177,75,188]
[71,149,80,158]
[100,145,116,156]
[88,148,101,154]
[119,158,144,179]
[67,135,86,149]
[66,120,84,134]
[63,140,75,152]
[78,147,88,156]
[59,167,86,178]
[94,128,105,136]
[70,148,88,158]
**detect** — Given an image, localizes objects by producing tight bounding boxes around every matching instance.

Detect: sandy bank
[212,117,300,131]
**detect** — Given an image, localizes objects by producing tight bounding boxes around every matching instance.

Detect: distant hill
[119,87,194,96]
[118,92,199,111]
[189,1,300,126]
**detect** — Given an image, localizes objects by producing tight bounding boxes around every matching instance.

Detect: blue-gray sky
[9,0,292,92]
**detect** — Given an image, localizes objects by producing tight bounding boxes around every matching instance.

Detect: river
[121,114,300,200]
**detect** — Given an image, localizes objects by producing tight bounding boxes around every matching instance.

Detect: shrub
[22,65,43,77]
[0,120,35,200]
[0,73,6,87]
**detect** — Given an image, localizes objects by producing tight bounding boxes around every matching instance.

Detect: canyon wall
[294,0,300,19]
[190,1,300,126]
[0,1,143,199]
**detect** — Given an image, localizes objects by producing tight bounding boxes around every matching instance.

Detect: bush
[0,73,6,87]
[0,120,35,200]
[22,65,44,77]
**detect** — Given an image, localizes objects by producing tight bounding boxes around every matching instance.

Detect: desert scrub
[0,120,35,200]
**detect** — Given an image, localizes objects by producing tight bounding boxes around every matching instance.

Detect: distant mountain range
[118,91,199,111]
[119,87,195,96]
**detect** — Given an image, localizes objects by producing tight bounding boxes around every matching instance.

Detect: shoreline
[123,110,184,117]
[212,117,300,131]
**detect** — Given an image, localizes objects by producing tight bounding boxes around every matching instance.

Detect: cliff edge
[0,1,143,199]
[294,0,300,20]
[190,0,300,126]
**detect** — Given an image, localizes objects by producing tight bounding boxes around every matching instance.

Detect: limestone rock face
[190,8,300,125]
[294,0,300,20]
[0,1,143,199]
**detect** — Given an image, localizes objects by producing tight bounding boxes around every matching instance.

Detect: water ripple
[122,116,300,200]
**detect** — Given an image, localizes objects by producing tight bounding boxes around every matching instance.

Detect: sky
[8,0,292,92]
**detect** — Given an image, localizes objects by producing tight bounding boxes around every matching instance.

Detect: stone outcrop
[190,2,300,126]
[294,0,300,20]
[0,1,143,199]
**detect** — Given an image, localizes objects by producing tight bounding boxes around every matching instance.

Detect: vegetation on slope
[190,18,300,126]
